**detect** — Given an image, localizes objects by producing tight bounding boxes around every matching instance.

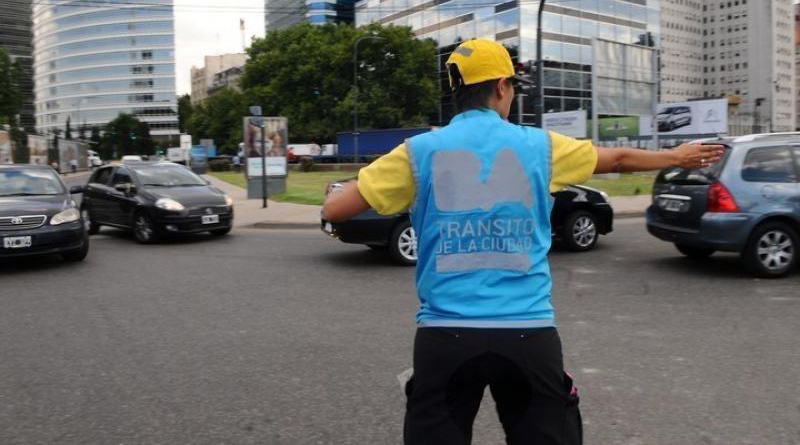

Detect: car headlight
[155,198,185,211]
[224,194,233,206]
[50,207,80,225]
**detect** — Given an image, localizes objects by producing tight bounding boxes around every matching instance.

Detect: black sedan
[322,183,613,265]
[0,164,89,262]
[81,162,233,243]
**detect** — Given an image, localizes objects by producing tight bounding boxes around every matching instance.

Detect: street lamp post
[353,35,386,164]
[535,0,546,128]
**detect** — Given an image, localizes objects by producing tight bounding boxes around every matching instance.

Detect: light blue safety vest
[407,109,554,328]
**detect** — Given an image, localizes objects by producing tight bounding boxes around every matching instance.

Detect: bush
[299,156,315,172]
[209,159,231,172]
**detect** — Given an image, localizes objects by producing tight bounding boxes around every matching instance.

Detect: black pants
[403,327,582,445]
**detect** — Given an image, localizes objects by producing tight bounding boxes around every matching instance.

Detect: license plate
[661,198,687,212]
[201,214,219,224]
[3,236,32,249]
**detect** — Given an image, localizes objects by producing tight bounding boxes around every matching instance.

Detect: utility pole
[535,0,546,128]
[353,35,386,164]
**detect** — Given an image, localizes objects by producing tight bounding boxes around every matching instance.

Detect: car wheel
[81,206,100,235]
[209,226,231,236]
[561,210,598,252]
[62,236,89,262]
[133,212,160,244]
[742,222,797,278]
[389,220,417,266]
[675,243,715,259]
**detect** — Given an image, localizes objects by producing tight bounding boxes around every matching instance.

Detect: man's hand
[321,180,371,222]
[672,142,725,169]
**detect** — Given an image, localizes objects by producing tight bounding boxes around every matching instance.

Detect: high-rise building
[356,0,661,126]
[33,0,179,138]
[701,0,795,132]
[265,0,357,32]
[189,53,248,105]
[795,3,799,130]
[659,0,704,102]
[0,0,35,129]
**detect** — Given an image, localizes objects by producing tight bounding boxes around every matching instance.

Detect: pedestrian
[69,158,78,174]
[322,38,723,444]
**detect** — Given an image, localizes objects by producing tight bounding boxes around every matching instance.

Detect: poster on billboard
[640,98,728,136]
[28,135,49,166]
[243,116,287,177]
[0,130,11,164]
[58,140,89,172]
[543,110,587,139]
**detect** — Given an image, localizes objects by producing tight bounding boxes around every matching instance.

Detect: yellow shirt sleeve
[357,144,416,215]
[549,131,598,193]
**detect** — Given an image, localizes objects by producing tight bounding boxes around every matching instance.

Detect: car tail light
[707,181,739,213]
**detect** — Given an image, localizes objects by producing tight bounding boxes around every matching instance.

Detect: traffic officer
[322,38,723,444]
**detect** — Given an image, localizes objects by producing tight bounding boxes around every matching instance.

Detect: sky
[174,0,265,95]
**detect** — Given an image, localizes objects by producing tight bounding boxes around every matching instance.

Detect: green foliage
[186,88,247,155]
[298,156,315,172]
[241,23,437,143]
[208,159,231,172]
[98,113,156,158]
[177,94,193,133]
[65,117,72,139]
[0,48,23,124]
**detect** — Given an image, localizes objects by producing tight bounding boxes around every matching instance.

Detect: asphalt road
[2,191,799,443]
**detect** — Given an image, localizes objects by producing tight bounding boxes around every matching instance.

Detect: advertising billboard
[243,116,287,177]
[28,135,49,166]
[543,110,587,139]
[0,130,11,164]
[640,99,728,136]
[58,140,89,172]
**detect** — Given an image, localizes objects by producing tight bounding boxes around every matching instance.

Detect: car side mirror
[114,183,136,196]
[69,185,85,194]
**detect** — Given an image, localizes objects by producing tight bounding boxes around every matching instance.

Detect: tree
[186,88,247,155]
[99,114,155,159]
[78,123,88,140]
[241,23,438,143]
[0,48,23,124]
[65,116,72,139]
[177,94,193,133]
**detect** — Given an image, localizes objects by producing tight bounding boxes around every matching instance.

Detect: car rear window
[741,146,796,183]
[655,145,731,185]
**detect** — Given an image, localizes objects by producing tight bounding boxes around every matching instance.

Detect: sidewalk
[204,174,650,229]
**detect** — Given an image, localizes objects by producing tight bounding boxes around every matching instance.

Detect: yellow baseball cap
[445,39,531,89]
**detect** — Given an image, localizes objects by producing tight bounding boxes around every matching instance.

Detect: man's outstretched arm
[594,142,725,174]
[322,181,370,223]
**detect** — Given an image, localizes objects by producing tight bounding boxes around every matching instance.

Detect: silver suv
[647,133,800,278]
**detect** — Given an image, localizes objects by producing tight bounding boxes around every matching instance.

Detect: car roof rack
[732,132,800,143]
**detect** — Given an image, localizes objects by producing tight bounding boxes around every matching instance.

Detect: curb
[244,222,321,230]
[615,212,646,219]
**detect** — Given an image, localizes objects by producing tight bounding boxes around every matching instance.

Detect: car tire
[62,236,89,262]
[561,210,599,252]
[742,222,797,278]
[81,206,100,235]
[133,211,160,244]
[389,220,417,266]
[675,243,715,259]
[209,226,231,236]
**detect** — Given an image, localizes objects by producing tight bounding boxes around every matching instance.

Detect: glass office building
[356,0,660,125]
[0,0,35,129]
[33,0,178,138]
[266,0,357,31]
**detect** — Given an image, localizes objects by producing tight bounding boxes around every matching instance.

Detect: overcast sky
[174,0,265,95]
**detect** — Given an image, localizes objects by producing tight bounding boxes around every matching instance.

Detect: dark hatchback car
[81,162,233,243]
[0,165,88,262]
[322,183,613,265]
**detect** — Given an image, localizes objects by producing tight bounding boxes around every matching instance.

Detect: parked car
[121,155,143,162]
[646,133,800,278]
[0,164,89,262]
[657,106,692,132]
[321,182,613,265]
[81,162,234,243]
[87,149,103,168]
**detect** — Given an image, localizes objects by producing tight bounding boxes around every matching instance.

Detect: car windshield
[133,164,207,187]
[0,169,65,196]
